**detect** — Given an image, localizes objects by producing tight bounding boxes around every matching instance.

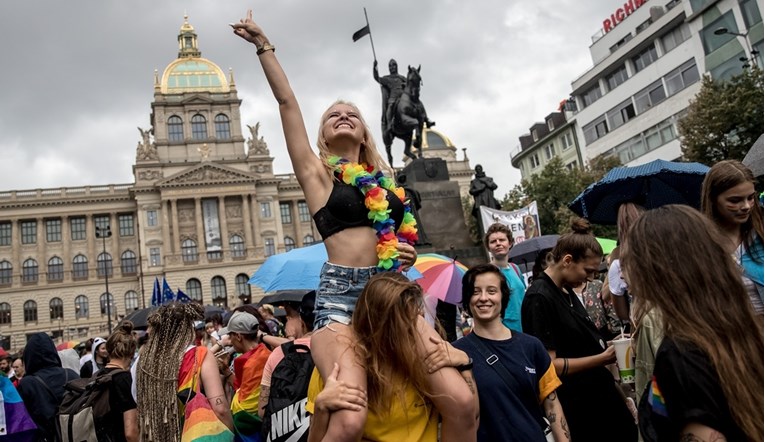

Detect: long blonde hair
[316,100,392,178]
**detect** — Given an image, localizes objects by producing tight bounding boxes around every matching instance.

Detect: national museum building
[0,18,472,349]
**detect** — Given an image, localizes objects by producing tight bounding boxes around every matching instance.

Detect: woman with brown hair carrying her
[622,205,763,441]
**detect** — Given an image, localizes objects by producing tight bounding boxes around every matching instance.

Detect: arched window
[230,235,245,258]
[214,114,231,139]
[0,261,12,285]
[97,252,113,277]
[191,114,207,140]
[121,250,137,274]
[186,278,203,303]
[23,300,37,322]
[211,276,227,308]
[0,303,10,324]
[22,258,38,283]
[49,297,64,320]
[100,293,114,315]
[168,115,184,142]
[182,239,198,262]
[125,291,140,312]
[75,295,89,319]
[72,254,88,279]
[235,273,251,298]
[48,256,64,281]
[303,234,315,246]
[284,236,296,252]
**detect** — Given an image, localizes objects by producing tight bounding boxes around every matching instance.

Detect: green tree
[679,67,764,165]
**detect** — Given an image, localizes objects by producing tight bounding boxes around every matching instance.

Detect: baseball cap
[219,311,259,336]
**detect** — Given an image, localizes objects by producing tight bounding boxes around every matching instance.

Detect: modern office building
[510,110,585,180]
[0,17,473,349]
[570,0,762,165]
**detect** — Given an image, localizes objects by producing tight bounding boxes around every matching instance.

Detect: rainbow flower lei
[328,156,418,270]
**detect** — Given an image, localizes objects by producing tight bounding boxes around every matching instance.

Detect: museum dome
[159,15,230,94]
[421,127,455,150]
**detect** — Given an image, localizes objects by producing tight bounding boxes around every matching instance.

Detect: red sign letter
[603,18,613,33]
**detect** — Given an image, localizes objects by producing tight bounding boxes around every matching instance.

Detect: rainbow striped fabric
[179,346,234,442]
[648,375,668,417]
[231,344,272,442]
[0,376,37,441]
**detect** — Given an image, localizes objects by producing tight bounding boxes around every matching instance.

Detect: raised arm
[231,10,327,193]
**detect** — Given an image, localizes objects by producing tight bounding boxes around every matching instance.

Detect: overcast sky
[0,0,616,197]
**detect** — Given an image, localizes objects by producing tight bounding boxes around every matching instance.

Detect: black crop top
[313,180,406,240]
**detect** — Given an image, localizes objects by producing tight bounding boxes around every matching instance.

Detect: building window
[72,255,88,279]
[264,237,276,257]
[634,80,666,114]
[635,18,653,34]
[530,153,541,168]
[46,219,62,243]
[285,236,296,252]
[23,300,37,323]
[661,23,691,53]
[665,60,700,96]
[94,215,110,233]
[531,129,538,142]
[298,201,311,222]
[21,221,36,244]
[547,119,555,131]
[146,210,158,227]
[207,251,222,261]
[609,33,634,53]
[118,214,134,236]
[100,293,114,315]
[75,295,89,319]
[607,99,637,131]
[191,114,208,140]
[560,132,574,150]
[121,250,137,274]
[97,252,113,277]
[168,116,184,142]
[149,247,161,266]
[605,65,629,91]
[235,274,251,299]
[125,291,140,312]
[260,202,272,218]
[303,234,315,246]
[582,84,602,108]
[50,298,64,320]
[22,259,38,283]
[48,257,64,281]
[280,202,292,224]
[0,303,10,324]
[741,0,762,28]
[544,144,555,160]
[0,261,11,285]
[566,162,578,171]
[230,235,245,258]
[182,239,198,263]
[70,217,86,241]
[214,114,231,139]
[186,278,203,303]
[632,44,658,73]
[211,276,227,308]
[702,12,737,55]
[0,223,10,246]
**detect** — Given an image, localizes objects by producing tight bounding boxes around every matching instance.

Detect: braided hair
[136,302,204,442]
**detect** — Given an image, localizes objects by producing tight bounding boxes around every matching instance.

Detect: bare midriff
[323,226,380,268]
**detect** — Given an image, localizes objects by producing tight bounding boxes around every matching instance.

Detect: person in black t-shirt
[621,205,763,441]
[102,321,139,442]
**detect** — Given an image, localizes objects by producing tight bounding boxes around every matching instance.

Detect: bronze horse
[383,66,435,166]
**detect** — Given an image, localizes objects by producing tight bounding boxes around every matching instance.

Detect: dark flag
[352,25,370,42]
[151,277,161,306]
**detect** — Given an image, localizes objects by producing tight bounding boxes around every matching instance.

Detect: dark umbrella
[258,290,314,306]
[509,235,560,266]
[203,305,224,320]
[123,306,159,330]
[743,133,763,177]
[569,159,710,224]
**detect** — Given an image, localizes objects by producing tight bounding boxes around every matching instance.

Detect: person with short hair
[484,223,527,331]
[11,357,24,387]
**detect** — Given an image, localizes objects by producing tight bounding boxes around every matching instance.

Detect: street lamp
[714,27,760,68]
[95,225,113,334]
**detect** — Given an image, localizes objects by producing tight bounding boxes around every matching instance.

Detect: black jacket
[16,332,79,441]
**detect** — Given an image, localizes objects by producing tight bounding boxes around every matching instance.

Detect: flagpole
[363,7,377,63]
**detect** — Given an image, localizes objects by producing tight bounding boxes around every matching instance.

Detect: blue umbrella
[569,159,710,224]
[249,242,422,292]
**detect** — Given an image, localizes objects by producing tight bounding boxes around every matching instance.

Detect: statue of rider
[373,59,406,140]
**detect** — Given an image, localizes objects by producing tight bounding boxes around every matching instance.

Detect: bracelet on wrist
[257,43,275,55]
[455,358,473,372]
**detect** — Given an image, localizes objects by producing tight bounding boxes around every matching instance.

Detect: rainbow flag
[231,345,271,442]
[649,375,668,417]
[179,346,234,442]
[0,376,37,442]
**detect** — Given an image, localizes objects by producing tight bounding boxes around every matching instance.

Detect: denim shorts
[313,262,379,330]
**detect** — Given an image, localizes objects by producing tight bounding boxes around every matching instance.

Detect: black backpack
[262,342,314,442]
[58,368,125,442]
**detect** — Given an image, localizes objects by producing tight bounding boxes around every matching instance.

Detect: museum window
[75,295,89,319]
[100,293,114,315]
[298,201,311,222]
[22,259,38,283]
[632,44,658,73]
[235,274,251,299]
[70,217,86,241]
[168,116,184,142]
[0,303,10,325]
[149,247,161,266]
[72,255,88,279]
[118,214,134,236]
[94,215,110,233]
[23,300,37,323]
[47,256,64,282]
[0,261,11,285]
[211,276,227,308]
[186,278,203,303]
[0,222,10,246]
[97,252,113,277]
[702,12,737,54]
[280,202,292,224]
[264,237,276,257]
[191,114,208,140]
[50,297,64,320]
[146,210,158,227]
[285,236,296,252]
[303,234,316,246]
[230,235,246,258]
[214,114,231,139]
[46,219,62,242]
[125,291,140,312]
[182,239,199,263]
[260,202,272,218]
[21,220,36,244]
[121,250,137,275]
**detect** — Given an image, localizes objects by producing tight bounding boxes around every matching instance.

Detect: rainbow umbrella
[56,340,80,351]
[412,253,469,305]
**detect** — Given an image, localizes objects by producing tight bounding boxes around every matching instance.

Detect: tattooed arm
[542,391,570,442]
[680,423,727,442]
[258,385,270,418]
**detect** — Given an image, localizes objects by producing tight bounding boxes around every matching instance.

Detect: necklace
[329,156,418,270]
